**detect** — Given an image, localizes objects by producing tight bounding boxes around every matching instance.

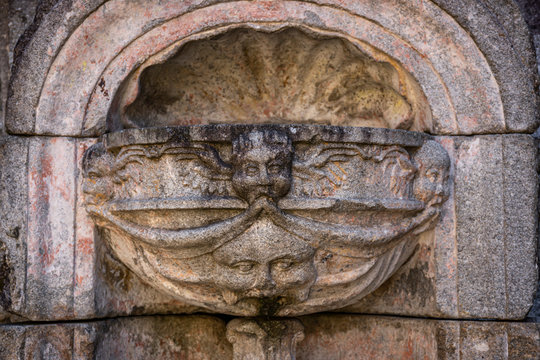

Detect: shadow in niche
[108,27,432,133]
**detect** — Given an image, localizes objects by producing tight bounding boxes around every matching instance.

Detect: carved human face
[231,130,292,203]
[212,219,316,312]
[413,141,450,205]
[82,144,114,206]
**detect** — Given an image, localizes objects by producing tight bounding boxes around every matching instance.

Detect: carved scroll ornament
[82,125,450,316]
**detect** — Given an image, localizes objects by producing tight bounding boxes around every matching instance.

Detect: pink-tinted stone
[27,137,77,320]
[344,135,537,320]
[18,0,503,136]
[74,139,98,318]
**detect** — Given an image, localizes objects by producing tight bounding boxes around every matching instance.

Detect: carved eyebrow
[269,248,314,262]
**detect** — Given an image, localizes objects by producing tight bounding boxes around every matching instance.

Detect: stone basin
[82,124,449,316]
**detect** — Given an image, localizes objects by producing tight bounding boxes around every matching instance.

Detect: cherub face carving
[81,143,115,206]
[212,219,316,312]
[413,140,450,205]
[82,125,452,317]
[231,130,293,203]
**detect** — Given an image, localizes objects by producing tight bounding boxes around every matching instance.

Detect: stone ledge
[0,315,538,359]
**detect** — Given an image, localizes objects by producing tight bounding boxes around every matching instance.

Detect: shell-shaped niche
[115,28,432,132]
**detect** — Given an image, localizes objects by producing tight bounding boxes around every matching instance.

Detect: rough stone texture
[0,136,201,322]
[6,0,104,134]
[0,316,231,360]
[0,133,535,322]
[516,0,540,322]
[434,0,539,133]
[81,125,449,317]
[0,3,7,135]
[26,137,77,319]
[5,0,537,136]
[515,0,540,37]
[0,136,28,322]
[226,318,304,360]
[94,316,232,359]
[298,315,540,359]
[7,0,38,66]
[0,1,538,358]
[502,135,539,317]
[345,134,538,320]
[93,228,200,318]
[453,135,538,319]
[121,28,431,132]
[0,315,538,359]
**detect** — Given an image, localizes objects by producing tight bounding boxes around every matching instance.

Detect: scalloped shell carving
[121,28,431,131]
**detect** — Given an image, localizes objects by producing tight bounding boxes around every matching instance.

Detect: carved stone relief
[82,125,450,317]
[116,28,431,132]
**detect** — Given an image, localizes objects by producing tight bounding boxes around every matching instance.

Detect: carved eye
[87,171,101,179]
[272,259,295,270]
[231,261,255,273]
[267,164,282,175]
[425,169,440,183]
[245,165,259,176]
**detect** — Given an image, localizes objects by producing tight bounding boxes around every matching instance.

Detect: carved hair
[82,143,112,173]
[414,140,450,170]
[231,129,293,163]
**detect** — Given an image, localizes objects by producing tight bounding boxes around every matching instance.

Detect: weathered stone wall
[515,0,540,322]
[1,0,539,358]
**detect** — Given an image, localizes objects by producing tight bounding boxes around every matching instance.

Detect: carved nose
[258,170,272,186]
[436,183,445,195]
[253,267,276,291]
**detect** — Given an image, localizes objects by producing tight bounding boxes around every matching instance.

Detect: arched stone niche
[6,0,538,136]
[1,0,538,340]
[114,28,432,132]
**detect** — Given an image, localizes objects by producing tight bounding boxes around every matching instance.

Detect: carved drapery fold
[82,125,450,316]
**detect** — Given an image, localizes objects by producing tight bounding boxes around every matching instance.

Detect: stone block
[297,315,540,360]
[1,133,536,322]
[94,316,231,360]
[6,0,538,136]
[345,134,538,319]
[0,315,538,359]
[0,136,28,322]
[454,135,538,319]
[26,137,77,319]
[0,322,96,359]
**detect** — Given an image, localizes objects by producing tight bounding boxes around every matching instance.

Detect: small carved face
[212,219,316,310]
[82,143,115,206]
[231,130,293,203]
[413,141,450,204]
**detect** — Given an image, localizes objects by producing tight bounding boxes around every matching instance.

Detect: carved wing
[115,143,234,196]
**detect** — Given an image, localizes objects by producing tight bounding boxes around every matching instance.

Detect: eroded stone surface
[0,133,536,322]
[297,315,540,360]
[342,135,538,320]
[227,318,304,360]
[0,136,28,322]
[120,28,430,132]
[0,315,538,359]
[6,0,535,136]
[82,125,449,316]
[1,0,538,327]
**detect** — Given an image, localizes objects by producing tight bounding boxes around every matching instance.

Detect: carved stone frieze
[82,124,450,316]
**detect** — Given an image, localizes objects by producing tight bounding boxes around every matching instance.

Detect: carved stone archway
[2,0,539,358]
